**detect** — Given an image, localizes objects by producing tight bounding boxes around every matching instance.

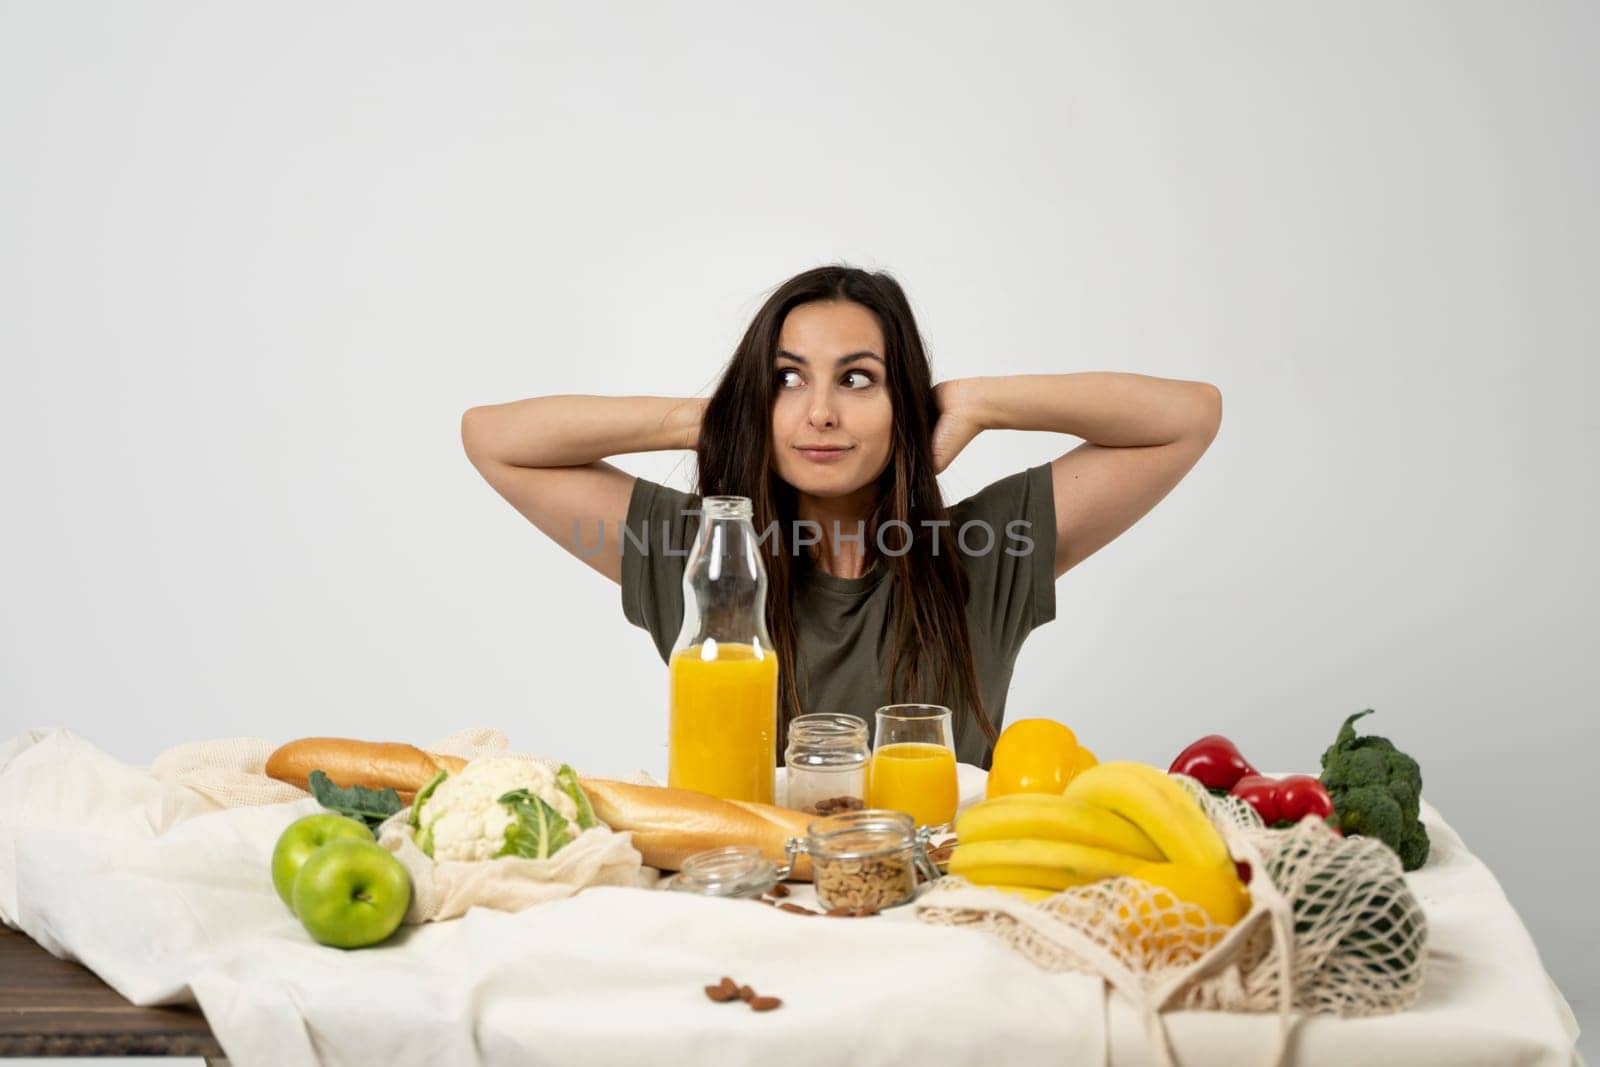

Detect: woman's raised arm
[947,373,1222,580]
[459,395,706,584]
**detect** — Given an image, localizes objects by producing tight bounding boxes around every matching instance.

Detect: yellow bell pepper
[985,718,1099,799]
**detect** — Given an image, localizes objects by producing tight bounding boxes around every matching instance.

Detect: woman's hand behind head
[930,379,985,475]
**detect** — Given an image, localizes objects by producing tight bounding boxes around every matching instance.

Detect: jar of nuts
[776,810,941,912]
[784,713,869,817]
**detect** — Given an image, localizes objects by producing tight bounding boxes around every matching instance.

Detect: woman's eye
[843,370,875,389]
[776,369,802,388]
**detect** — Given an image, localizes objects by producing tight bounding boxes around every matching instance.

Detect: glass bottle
[667,495,779,803]
[783,712,869,816]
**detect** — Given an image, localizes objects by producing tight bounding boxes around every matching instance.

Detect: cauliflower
[409,757,598,862]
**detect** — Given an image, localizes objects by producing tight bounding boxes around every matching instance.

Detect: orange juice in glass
[868,704,958,830]
[669,641,778,803]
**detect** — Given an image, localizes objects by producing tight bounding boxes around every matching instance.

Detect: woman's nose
[809,395,838,428]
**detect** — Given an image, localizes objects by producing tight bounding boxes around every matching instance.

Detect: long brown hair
[694,265,999,759]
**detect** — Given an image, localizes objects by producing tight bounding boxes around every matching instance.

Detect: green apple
[291,838,411,949]
[271,813,372,908]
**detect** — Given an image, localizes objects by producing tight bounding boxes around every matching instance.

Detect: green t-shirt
[620,463,1058,766]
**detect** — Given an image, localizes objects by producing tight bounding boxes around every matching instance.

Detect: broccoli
[1396,821,1431,871]
[1319,709,1430,871]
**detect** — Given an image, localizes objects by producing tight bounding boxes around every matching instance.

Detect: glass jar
[778,810,942,912]
[784,713,870,816]
[667,495,779,804]
[662,845,779,899]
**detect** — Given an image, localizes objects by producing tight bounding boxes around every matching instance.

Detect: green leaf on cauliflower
[409,769,449,831]
[497,788,574,860]
[555,764,598,830]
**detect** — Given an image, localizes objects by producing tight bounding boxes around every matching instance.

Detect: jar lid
[663,845,778,898]
[805,809,917,860]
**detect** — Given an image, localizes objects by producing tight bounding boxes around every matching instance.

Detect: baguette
[265,737,467,802]
[580,779,813,880]
[264,737,815,879]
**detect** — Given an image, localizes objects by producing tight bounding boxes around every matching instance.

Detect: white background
[1,0,1593,1054]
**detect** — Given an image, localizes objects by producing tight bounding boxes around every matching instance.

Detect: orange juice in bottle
[669,642,777,802]
[666,495,778,803]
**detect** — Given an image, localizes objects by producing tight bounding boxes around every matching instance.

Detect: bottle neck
[701,495,753,522]
[676,495,772,650]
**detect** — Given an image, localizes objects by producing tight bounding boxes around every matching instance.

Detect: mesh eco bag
[377,811,649,923]
[148,728,657,921]
[915,781,1427,1067]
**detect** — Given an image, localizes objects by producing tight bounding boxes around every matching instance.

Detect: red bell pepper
[1229,775,1283,823]
[1229,774,1337,829]
[1168,735,1259,793]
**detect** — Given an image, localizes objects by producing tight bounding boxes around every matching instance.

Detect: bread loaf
[265,737,467,801]
[580,779,813,879]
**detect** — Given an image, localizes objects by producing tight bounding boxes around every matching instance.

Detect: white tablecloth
[0,728,1582,1066]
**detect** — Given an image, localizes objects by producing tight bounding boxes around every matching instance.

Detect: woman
[460,265,1221,767]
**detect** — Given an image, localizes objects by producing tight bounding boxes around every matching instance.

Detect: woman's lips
[796,446,853,463]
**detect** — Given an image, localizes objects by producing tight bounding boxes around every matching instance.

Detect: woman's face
[770,299,894,498]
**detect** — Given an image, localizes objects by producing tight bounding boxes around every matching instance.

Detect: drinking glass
[867,704,959,832]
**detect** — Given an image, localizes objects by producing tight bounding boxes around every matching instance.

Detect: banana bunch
[949,761,1251,928]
